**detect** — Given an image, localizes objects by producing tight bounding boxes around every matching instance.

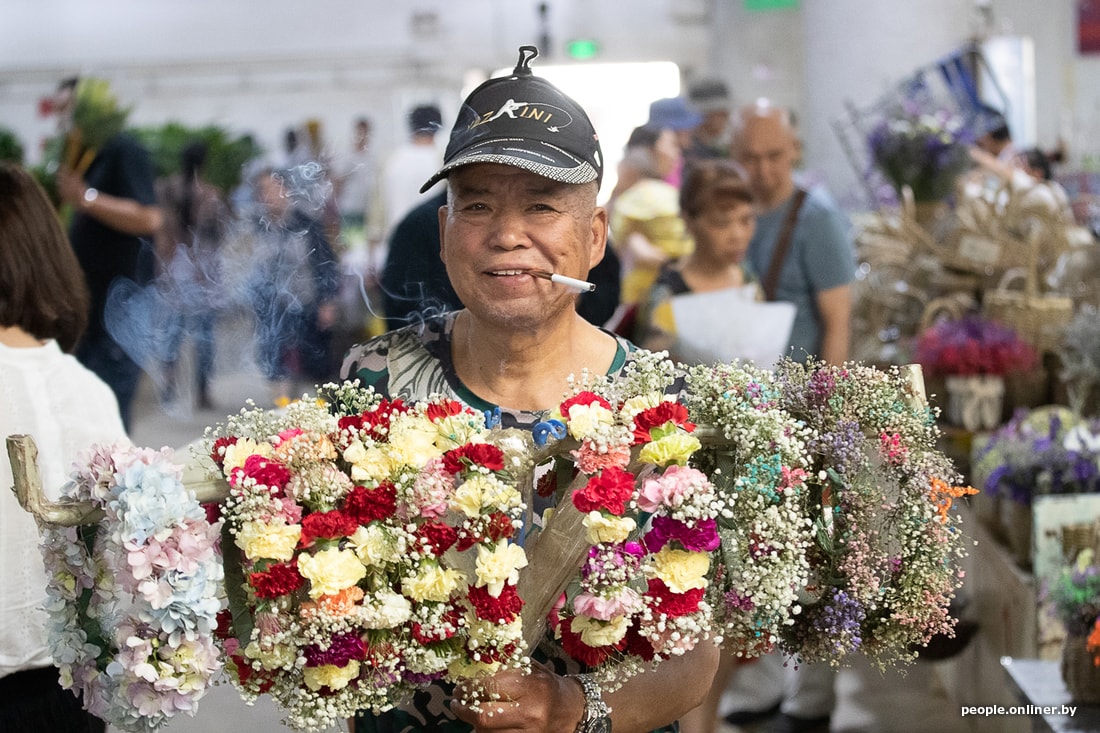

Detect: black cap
[419,46,603,193]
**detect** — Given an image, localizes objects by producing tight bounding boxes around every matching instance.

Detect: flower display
[1045,549,1100,637]
[915,314,1037,377]
[867,105,974,203]
[973,406,1100,505]
[40,442,224,732]
[206,385,530,731]
[691,359,975,668]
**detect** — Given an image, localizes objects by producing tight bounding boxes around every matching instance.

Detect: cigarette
[528,269,596,293]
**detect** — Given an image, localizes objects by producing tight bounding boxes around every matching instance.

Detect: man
[372,103,445,248]
[335,116,378,232]
[55,77,163,430]
[684,77,734,164]
[733,100,854,367]
[343,45,718,733]
[725,100,854,733]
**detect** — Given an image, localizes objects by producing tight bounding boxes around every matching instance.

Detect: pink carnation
[573,589,643,621]
[637,465,708,513]
[572,443,631,475]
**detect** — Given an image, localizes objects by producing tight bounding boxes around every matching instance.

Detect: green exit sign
[566,39,601,59]
[745,0,799,9]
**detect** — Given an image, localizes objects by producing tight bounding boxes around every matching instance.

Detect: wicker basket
[983,267,1073,356]
[1061,633,1100,704]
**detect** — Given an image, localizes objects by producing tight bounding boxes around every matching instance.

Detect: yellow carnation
[402,561,464,603]
[303,660,361,691]
[243,639,296,670]
[638,433,702,467]
[452,474,521,517]
[434,415,484,450]
[570,614,630,647]
[621,393,663,419]
[582,511,636,544]
[389,414,444,466]
[652,546,710,593]
[297,547,367,599]
[343,440,396,484]
[349,524,406,567]
[566,403,615,440]
[222,438,273,473]
[475,542,528,597]
[236,520,301,562]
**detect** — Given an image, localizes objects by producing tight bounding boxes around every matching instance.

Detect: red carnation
[237,454,292,490]
[632,402,695,445]
[558,621,623,667]
[647,578,705,617]
[299,510,359,547]
[536,469,559,497]
[484,512,516,542]
[474,640,520,664]
[468,583,524,622]
[573,467,635,515]
[210,436,238,468]
[416,521,459,556]
[426,399,467,422]
[559,391,613,415]
[412,606,462,643]
[249,560,305,599]
[622,624,658,661]
[343,482,398,524]
[442,443,505,474]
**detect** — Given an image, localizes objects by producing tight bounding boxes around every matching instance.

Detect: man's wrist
[570,673,612,733]
[81,186,99,210]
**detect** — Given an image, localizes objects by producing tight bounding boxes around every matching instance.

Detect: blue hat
[647,97,703,131]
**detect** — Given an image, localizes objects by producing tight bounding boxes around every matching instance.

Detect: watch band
[571,673,612,733]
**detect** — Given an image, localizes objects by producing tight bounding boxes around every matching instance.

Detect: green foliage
[0,126,25,163]
[133,123,263,194]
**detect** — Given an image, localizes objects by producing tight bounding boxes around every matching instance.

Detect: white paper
[669,286,796,367]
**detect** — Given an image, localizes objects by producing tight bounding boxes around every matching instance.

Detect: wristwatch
[82,187,99,209]
[572,673,612,733]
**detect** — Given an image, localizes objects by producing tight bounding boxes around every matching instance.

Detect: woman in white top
[0,162,127,732]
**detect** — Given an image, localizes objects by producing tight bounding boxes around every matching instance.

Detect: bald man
[732,101,854,367]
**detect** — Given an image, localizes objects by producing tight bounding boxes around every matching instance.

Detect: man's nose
[488,210,530,249]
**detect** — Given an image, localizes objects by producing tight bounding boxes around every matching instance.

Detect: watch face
[591,716,612,733]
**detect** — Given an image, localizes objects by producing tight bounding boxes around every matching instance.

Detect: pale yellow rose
[243,639,297,670]
[389,414,444,466]
[570,614,630,647]
[303,660,361,691]
[566,403,615,441]
[652,546,710,593]
[236,520,301,562]
[222,438,273,473]
[620,393,663,420]
[452,474,521,518]
[402,561,464,603]
[475,542,528,597]
[349,524,406,567]
[638,433,702,467]
[582,511,636,544]
[297,547,367,599]
[343,440,397,484]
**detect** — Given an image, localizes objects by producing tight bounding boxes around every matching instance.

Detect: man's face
[733,115,798,207]
[439,163,606,329]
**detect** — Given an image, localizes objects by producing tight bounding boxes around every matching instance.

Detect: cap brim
[420,137,599,193]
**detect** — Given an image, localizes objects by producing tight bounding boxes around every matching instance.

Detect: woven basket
[1061,633,1100,704]
[983,267,1073,356]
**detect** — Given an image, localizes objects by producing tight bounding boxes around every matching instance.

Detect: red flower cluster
[647,578,705,617]
[416,520,458,556]
[467,583,524,622]
[425,399,467,422]
[342,482,397,524]
[338,398,409,440]
[299,510,359,548]
[573,466,635,515]
[231,454,292,491]
[558,623,624,667]
[209,436,238,468]
[442,443,505,474]
[411,606,462,643]
[456,512,516,552]
[250,560,305,599]
[560,391,613,414]
[632,402,695,444]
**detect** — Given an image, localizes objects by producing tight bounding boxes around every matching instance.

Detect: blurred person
[645,96,703,187]
[610,125,694,309]
[246,167,341,404]
[343,45,718,733]
[634,159,759,362]
[685,77,734,163]
[153,140,230,410]
[334,116,378,234]
[0,161,127,733]
[967,144,1075,224]
[734,99,854,368]
[54,76,163,431]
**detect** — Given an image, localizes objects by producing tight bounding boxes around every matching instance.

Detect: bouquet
[972,406,1100,505]
[691,360,976,668]
[868,106,974,203]
[915,314,1037,377]
[40,443,224,733]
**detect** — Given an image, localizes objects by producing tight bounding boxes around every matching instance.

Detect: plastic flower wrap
[867,106,974,203]
[40,443,224,733]
[915,314,1037,377]
[972,406,1100,505]
[205,384,530,731]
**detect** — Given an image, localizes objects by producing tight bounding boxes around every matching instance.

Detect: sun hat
[646,96,704,132]
[419,46,603,193]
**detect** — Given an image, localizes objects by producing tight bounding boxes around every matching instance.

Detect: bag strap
[762,187,808,302]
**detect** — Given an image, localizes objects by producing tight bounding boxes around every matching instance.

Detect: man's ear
[588,205,609,272]
[437,204,448,264]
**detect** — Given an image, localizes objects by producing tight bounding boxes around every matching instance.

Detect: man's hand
[56,167,86,209]
[450,662,585,732]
